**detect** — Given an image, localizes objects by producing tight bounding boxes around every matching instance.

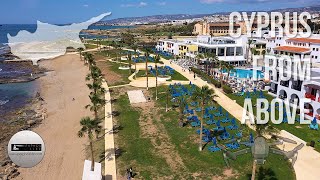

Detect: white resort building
[265,35,320,121]
[156,35,248,65]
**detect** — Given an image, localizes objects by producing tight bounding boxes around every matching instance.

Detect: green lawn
[85,43,98,49]
[113,92,173,179]
[227,91,320,152]
[135,70,188,81]
[111,84,296,179]
[100,61,132,86]
[151,85,295,179]
[96,49,128,59]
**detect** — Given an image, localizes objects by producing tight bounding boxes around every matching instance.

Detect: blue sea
[0,24,132,115]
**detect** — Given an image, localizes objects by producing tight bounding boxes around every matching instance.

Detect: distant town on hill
[98,4,320,26]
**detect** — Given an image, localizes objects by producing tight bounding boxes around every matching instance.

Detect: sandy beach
[17,53,91,180]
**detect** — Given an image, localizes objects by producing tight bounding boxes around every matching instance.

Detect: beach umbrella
[212,137,217,146]
[312,117,317,125]
[249,133,254,143]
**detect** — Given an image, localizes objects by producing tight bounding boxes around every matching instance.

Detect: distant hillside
[100,4,320,25]
[100,14,211,25]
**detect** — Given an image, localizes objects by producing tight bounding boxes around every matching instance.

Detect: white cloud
[121,2,148,8]
[139,2,148,7]
[157,2,167,6]
[83,4,89,7]
[200,0,225,3]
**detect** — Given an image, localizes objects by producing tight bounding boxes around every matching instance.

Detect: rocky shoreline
[0,92,47,179]
[0,61,46,84]
[0,58,48,179]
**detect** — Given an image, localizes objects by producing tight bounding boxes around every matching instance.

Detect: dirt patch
[133,90,186,173]
[211,168,239,180]
[95,60,124,86]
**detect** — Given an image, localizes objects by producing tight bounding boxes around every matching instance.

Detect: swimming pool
[224,68,264,79]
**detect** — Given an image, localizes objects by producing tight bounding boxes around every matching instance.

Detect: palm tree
[192,85,215,151]
[166,87,171,112]
[247,39,254,64]
[128,53,132,75]
[176,95,187,127]
[86,93,106,120]
[145,49,152,90]
[225,63,234,82]
[196,53,204,67]
[132,44,138,78]
[218,61,227,84]
[84,53,95,69]
[251,47,257,63]
[155,54,161,100]
[78,117,102,171]
[77,47,84,61]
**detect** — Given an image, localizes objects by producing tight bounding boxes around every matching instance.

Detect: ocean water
[0,81,38,117]
[0,24,131,114]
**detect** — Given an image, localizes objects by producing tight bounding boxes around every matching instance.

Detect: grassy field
[85,43,98,49]
[227,91,320,152]
[111,85,296,179]
[135,70,188,81]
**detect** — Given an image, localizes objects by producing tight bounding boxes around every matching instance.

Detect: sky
[0,0,319,24]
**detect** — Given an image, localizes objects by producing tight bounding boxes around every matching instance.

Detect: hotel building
[156,35,248,65]
[265,35,320,120]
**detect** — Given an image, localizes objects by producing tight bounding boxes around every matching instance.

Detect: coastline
[0,53,91,179]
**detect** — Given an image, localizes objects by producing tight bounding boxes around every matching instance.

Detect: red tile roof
[287,38,320,44]
[274,46,310,53]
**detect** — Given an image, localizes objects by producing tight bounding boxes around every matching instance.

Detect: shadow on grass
[98,147,125,163]
[246,166,277,180]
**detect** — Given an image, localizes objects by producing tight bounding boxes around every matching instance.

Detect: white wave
[0,100,9,106]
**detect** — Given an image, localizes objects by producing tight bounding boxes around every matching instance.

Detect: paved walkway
[102,81,117,180]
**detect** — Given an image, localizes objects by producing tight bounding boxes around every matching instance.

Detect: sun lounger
[206,119,216,125]
[191,121,201,127]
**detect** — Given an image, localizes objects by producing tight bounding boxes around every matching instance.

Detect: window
[226,47,235,56]
[218,48,225,56]
[236,47,243,56]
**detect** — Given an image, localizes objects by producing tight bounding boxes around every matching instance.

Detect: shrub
[190,67,221,88]
[222,84,233,94]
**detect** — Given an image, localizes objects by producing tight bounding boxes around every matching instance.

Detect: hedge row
[222,84,233,94]
[190,67,221,88]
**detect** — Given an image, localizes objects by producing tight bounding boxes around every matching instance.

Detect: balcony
[305,93,316,101]
[280,80,289,87]
[291,81,302,91]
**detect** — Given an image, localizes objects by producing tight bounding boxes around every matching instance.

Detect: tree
[196,53,204,67]
[192,85,215,151]
[247,39,254,64]
[166,87,171,112]
[78,116,102,171]
[85,53,96,69]
[155,54,161,100]
[132,44,138,79]
[145,48,152,90]
[128,53,132,75]
[225,63,234,82]
[218,61,227,84]
[176,95,187,127]
[77,47,84,61]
